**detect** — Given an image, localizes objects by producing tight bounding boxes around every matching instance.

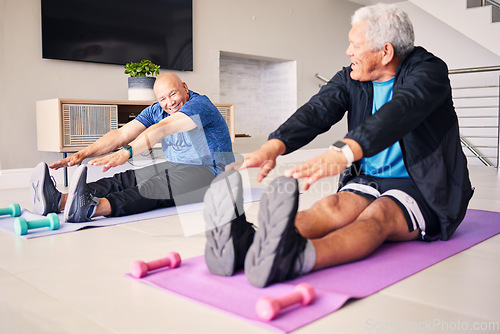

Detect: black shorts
[339,175,440,240]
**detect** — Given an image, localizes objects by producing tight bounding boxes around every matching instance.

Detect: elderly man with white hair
[202,3,473,288]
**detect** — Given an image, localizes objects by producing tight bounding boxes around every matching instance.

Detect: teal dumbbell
[0,203,21,217]
[14,213,60,236]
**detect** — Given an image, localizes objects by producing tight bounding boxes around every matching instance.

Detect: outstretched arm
[89,112,196,172]
[49,120,147,170]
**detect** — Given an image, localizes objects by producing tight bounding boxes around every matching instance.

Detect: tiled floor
[0,151,499,333]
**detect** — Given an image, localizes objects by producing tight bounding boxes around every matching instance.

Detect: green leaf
[124,59,160,77]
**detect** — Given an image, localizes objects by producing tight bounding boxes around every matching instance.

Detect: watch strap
[329,141,354,167]
[121,145,133,159]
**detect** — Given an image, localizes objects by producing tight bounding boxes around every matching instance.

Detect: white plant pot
[128,77,156,100]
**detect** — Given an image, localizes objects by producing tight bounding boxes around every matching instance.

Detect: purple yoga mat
[0,188,264,239]
[128,209,500,333]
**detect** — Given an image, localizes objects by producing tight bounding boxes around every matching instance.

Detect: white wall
[220,54,297,138]
[0,0,499,172]
[0,0,357,170]
[396,2,500,68]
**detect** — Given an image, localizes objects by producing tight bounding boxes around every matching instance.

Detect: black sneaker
[244,176,307,288]
[30,162,61,215]
[204,169,255,276]
[64,165,99,223]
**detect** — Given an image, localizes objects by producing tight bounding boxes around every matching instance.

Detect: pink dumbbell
[131,251,181,278]
[256,283,316,321]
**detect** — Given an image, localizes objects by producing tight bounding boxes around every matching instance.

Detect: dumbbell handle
[0,204,21,217]
[131,252,181,278]
[14,213,59,236]
[274,292,304,308]
[145,257,175,271]
[0,208,12,215]
[26,218,55,229]
[256,283,315,321]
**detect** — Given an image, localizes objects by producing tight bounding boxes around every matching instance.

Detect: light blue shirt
[134,91,234,175]
[361,77,409,178]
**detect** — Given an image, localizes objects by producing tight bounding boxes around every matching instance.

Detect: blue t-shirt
[134,91,234,175]
[361,78,409,178]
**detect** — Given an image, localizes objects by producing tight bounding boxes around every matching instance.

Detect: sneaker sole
[244,176,299,288]
[204,170,244,276]
[31,162,50,215]
[64,165,88,223]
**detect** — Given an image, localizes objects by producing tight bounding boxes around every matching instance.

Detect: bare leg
[311,197,419,270]
[295,191,372,239]
[94,198,112,217]
[60,194,68,211]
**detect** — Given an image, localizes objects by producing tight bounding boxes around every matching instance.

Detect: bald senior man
[31,73,234,223]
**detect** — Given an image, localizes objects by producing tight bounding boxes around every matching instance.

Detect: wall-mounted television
[41,0,193,71]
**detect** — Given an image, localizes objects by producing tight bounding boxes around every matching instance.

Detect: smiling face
[154,73,190,115]
[345,22,387,82]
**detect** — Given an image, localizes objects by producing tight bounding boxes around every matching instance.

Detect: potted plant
[124,59,161,100]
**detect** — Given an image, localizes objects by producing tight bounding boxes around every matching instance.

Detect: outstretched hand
[234,139,285,182]
[284,150,348,191]
[238,151,277,182]
[49,152,87,170]
[89,150,130,172]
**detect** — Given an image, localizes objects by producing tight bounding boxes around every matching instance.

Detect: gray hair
[352,3,414,59]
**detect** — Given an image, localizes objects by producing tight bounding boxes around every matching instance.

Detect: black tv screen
[41,0,193,71]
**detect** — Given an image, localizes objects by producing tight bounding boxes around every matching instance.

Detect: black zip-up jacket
[269,47,473,240]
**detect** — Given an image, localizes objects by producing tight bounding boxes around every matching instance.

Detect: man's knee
[314,194,348,216]
[296,192,367,239]
[295,195,338,237]
[358,198,418,241]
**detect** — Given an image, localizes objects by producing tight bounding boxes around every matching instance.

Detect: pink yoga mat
[128,209,500,333]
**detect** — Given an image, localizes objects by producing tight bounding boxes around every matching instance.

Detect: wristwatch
[329,140,354,167]
[121,145,133,159]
